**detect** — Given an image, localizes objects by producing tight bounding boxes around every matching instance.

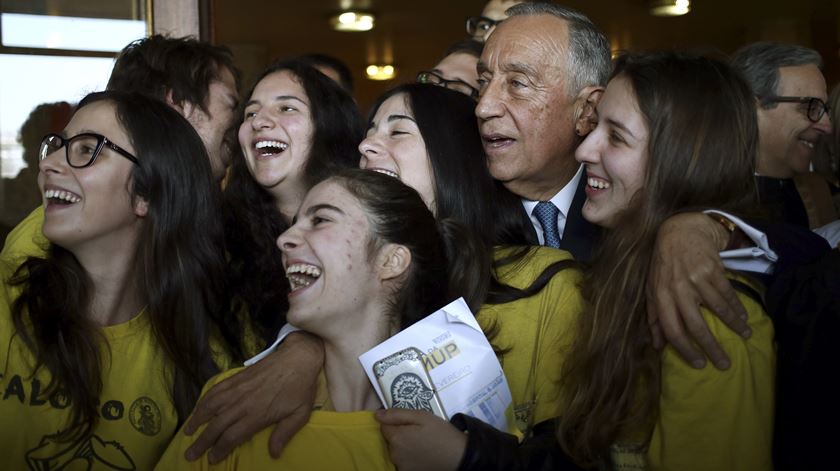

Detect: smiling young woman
[0,91,240,470]
[222,59,364,346]
[561,52,773,470]
[157,169,479,469]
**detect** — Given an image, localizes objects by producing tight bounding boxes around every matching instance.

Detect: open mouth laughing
[285,262,322,293]
[254,139,289,159]
[44,188,81,207]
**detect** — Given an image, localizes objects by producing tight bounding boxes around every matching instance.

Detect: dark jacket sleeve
[451,414,587,471]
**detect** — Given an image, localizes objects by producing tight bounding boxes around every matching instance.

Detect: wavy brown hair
[557,52,758,467]
[223,59,363,345]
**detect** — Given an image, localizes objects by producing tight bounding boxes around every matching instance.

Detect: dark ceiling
[212,0,840,110]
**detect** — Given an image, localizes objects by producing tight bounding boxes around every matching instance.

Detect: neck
[71,234,144,327]
[320,303,393,412]
[508,160,579,201]
[756,150,794,179]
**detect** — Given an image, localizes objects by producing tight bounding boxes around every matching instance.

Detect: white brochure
[359,297,514,433]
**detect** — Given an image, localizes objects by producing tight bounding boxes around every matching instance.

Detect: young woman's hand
[376,409,467,471]
[182,332,324,463]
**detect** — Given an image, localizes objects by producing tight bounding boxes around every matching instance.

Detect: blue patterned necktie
[533,201,561,248]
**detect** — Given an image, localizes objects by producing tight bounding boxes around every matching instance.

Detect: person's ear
[134,197,149,218]
[574,85,604,137]
[165,89,196,119]
[378,244,411,281]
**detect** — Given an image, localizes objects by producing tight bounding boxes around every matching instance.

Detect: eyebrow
[387,114,416,124]
[244,95,307,108]
[605,117,638,140]
[501,61,539,78]
[305,203,344,217]
[367,113,416,131]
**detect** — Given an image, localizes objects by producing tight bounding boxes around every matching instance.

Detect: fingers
[696,277,750,338]
[675,292,730,370]
[655,288,706,369]
[184,379,235,435]
[205,417,258,464]
[706,269,751,330]
[268,406,312,458]
[375,408,427,426]
[184,406,244,461]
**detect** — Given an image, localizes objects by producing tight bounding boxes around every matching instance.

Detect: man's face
[433,52,480,97]
[187,66,239,181]
[475,14,581,201]
[757,64,831,178]
[474,0,522,41]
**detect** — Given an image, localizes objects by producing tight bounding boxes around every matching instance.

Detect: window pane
[0,54,114,234]
[1,13,145,52]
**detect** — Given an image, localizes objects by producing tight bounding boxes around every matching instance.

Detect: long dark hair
[329,169,480,327]
[558,52,758,466]
[223,59,364,344]
[366,84,570,313]
[9,91,238,440]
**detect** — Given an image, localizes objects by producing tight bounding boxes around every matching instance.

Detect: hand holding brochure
[359,297,514,432]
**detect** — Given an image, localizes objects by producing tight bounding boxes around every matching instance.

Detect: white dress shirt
[521,165,584,245]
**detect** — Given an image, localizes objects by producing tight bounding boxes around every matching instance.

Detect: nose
[475,79,503,122]
[358,135,384,167]
[276,224,301,252]
[250,108,273,130]
[574,129,602,166]
[38,145,67,174]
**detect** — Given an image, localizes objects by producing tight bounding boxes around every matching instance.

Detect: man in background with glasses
[733,42,836,228]
[417,39,483,99]
[466,0,525,42]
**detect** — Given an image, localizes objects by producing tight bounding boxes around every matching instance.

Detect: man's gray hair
[506,2,611,96]
[731,42,823,108]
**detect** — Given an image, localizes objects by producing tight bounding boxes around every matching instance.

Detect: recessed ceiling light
[366,64,395,81]
[331,11,375,32]
[650,0,690,17]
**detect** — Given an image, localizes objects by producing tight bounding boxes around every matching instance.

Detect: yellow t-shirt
[1,206,47,262]
[156,367,396,470]
[482,246,583,435]
[0,256,234,470]
[610,276,775,471]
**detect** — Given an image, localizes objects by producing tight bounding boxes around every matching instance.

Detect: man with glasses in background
[417,39,483,99]
[466,0,526,42]
[732,42,837,227]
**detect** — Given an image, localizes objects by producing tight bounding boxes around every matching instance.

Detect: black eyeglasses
[39,133,139,169]
[417,70,480,100]
[466,16,500,38]
[759,96,830,123]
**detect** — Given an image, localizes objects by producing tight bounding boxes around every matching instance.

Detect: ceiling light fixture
[366,64,395,81]
[331,11,375,32]
[650,0,690,17]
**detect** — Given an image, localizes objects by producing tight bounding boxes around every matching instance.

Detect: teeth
[799,139,815,149]
[285,263,322,277]
[588,177,611,189]
[44,189,81,203]
[255,140,288,151]
[372,168,399,178]
[285,263,322,292]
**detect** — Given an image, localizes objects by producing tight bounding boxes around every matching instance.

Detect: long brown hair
[9,91,237,440]
[558,52,758,466]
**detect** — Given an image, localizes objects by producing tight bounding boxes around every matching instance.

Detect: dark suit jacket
[523,175,601,263]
